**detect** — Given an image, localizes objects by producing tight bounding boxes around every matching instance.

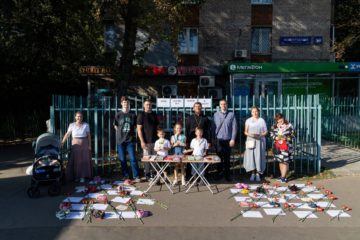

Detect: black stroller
[27,133,64,198]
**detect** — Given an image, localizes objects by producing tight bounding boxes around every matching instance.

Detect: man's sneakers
[255,174,261,182]
[276,177,288,183]
[133,177,141,183]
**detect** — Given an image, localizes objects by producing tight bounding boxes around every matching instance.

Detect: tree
[103,0,198,95]
[334,0,360,61]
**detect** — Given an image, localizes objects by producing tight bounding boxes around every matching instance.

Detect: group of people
[61,97,295,185]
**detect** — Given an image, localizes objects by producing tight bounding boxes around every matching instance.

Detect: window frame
[251,0,272,5]
[251,27,272,55]
[178,27,199,55]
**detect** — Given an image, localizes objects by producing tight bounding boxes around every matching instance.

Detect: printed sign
[156,98,212,108]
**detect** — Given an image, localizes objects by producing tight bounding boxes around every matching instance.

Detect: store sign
[157,98,212,108]
[145,66,206,76]
[280,36,323,46]
[79,66,112,76]
[227,62,358,73]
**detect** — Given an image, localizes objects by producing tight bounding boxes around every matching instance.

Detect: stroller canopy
[34,133,60,157]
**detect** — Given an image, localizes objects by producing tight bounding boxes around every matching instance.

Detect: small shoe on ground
[172,179,178,186]
[249,174,255,181]
[133,177,141,183]
[255,174,261,182]
[140,176,147,182]
[277,177,288,183]
[181,178,186,186]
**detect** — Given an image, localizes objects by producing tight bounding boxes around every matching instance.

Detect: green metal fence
[321,97,360,149]
[50,94,322,176]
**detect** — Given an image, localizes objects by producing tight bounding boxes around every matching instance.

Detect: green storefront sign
[227,62,352,73]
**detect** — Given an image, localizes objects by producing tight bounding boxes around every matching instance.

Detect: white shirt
[190,138,208,156]
[154,139,171,156]
[67,122,90,138]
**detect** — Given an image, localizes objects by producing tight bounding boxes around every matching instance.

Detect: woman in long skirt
[243,106,268,182]
[61,111,92,183]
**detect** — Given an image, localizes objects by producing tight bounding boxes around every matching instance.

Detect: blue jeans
[117,142,139,178]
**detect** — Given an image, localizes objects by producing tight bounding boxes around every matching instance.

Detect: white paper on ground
[267,198,287,203]
[297,204,315,210]
[130,190,144,196]
[302,186,319,193]
[136,198,155,205]
[100,184,113,190]
[284,194,298,200]
[255,202,274,208]
[111,197,131,204]
[249,193,265,199]
[267,190,277,195]
[275,187,288,192]
[71,204,86,211]
[92,204,108,211]
[326,210,351,218]
[307,193,325,200]
[234,196,251,202]
[63,197,83,203]
[107,190,119,195]
[124,186,136,191]
[230,189,241,194]
[316,202,336,208]
[242,211,263,218]
[85,193,102,199]
[112,181,124,185]
[263,208,286,216]
[248,185,260,190]
[293,211,318,219]
[295,184,305,188]
[64,211,85,219]
[75,186,86,193]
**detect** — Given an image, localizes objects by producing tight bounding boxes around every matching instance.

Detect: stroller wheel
[48,183,61,196]
[27,187,40,198]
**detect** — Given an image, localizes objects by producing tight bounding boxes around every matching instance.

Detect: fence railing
[321,97,360,149]
[51,94,322,176]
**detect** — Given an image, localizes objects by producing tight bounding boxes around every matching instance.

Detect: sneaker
[181,177,186,186]
[276,177,283,182]
[255,174,261,182]
[281,177,288,183]
[249,174,255,181]
[79,178,85,183]
[172,179,178,186]
[133,177,141,183]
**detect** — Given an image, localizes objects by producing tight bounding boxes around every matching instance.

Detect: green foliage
[334,0,360,60]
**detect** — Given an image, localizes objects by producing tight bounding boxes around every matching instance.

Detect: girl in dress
[170,123,187,186]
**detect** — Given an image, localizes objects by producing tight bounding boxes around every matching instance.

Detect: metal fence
[50,94,322,176]
[321,97,360,149]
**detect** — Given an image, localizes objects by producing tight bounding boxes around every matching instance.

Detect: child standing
[170,123,187,186]
[185,127,209,185]
[154,128,171,156]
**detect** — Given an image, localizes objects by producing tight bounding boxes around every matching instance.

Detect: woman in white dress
[243,106,268,182]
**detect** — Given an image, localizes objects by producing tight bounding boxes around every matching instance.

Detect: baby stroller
[27,132,64,198]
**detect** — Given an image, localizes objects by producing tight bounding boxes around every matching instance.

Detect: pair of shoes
[172,179,179,186]
[255,174,261,182]
[79,178,85,183]
[140,176,147,182]
[133,177,141,183]
[249,174,255,181]
[277,177,288,183]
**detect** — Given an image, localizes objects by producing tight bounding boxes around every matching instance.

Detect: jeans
[117,142,139,178]
[216,139,231,177]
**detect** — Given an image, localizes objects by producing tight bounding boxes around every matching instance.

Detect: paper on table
[263,208,286,216]
[307,193,325,200]
[150,155,156,161]
[71,204,86,211]
[136,198,155,205]
[293,211,318,219]
[92,204,108,211]
[242,211,263,218]
[326,210,351,218]
[63,197,83,203]
[234,196,251,202]
[112,197,131,204]
[64,211,85,219]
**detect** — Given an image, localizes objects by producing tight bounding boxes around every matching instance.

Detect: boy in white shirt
[185,127,209,185]
[154,129,171,156]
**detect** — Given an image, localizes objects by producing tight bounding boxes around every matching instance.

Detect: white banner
[156,98,212,108]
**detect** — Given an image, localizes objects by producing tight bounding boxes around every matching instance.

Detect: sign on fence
[157,98,212,108]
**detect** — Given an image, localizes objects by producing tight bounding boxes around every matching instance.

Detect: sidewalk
[1,142,360,240]
[321,140,360,176]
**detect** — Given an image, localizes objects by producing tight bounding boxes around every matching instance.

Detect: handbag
[246,140,255,149]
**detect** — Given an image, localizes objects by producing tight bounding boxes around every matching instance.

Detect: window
[178,28,198,54]
[251,28,271,54]
[251,0,272,4]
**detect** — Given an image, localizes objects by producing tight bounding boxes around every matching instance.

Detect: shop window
[178,28,198,54]
[251,28,271,54]
[251,0,272,4]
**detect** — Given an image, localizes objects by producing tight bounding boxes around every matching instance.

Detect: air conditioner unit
[234,49,247,58]
[199,76,215,87]
[208,88,223,99]
[162,85,177,96]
